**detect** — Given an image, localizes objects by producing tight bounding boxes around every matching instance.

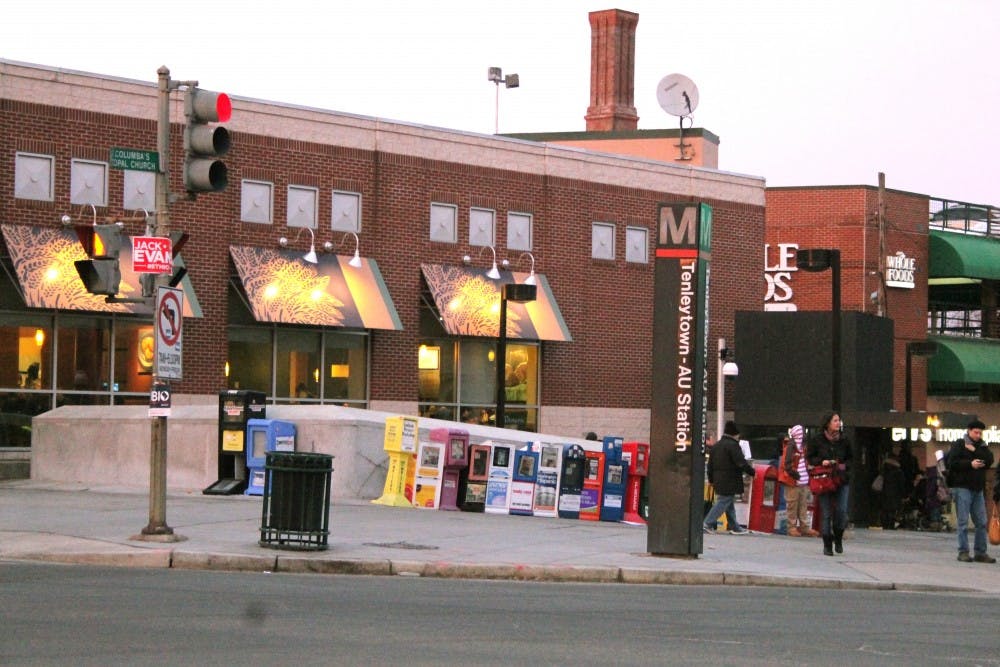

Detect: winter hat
[724,421,740,437]
[968,419,986,431]
[789,424,804,447]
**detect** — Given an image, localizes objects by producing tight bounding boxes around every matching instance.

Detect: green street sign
[109,147,159,172]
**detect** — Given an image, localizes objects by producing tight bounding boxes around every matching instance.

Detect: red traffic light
[215,93,232,123]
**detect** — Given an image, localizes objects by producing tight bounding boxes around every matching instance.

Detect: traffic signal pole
[136,66,182,541]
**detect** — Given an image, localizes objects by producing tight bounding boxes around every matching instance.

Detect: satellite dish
[656,73,699,117]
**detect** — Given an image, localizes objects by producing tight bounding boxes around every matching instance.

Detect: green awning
[927,335,1000,385]
[929,230,1000,280]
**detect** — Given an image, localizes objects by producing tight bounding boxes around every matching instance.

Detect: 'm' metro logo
[658,205,698,247]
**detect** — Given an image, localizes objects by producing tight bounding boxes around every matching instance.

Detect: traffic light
[183,87,231,194]
[74,223,124,296]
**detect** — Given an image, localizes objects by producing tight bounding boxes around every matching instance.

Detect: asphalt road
[2,562,999,666]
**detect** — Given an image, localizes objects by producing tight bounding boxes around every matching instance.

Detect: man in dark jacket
[703,421,754,534]
[946,419,995,563]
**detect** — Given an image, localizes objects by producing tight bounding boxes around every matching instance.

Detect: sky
[4,0,998,205]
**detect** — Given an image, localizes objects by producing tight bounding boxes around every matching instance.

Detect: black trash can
[259,452,334,550]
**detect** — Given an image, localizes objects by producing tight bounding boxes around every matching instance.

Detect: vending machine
[599,436,627,522]
[413,439,445,509]
[372,416,419,507]
[431,428,469,511]
[532,442,562,518]
[245,418,296,496]
[557,444,586,519]
[484,443,515,515]
[204,390,266,495]
[579,450,606,521]
[509,448,539,516]
[621,441,650,525]
[460,442,491,512]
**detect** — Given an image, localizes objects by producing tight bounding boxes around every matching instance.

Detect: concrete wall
[31,405,598,499]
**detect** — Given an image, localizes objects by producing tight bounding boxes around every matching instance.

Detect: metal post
[716,338,726,441]
[831,250,841,412]
[138,66,181,541]
[905,344,914,413]
[495,288,508,428]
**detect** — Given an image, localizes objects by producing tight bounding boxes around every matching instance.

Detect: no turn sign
[155,286,183,380]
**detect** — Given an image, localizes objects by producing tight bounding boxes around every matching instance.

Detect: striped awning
[230,246,402,329]
[421,263,572,341]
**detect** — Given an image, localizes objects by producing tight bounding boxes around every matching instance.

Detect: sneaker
[729,527,750,535]
[974,553,997,564]
[702,524,715,534]
[957,551,973,562]
[787,527,802,537]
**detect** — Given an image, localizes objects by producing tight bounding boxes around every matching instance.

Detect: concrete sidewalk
[2,480,998,595]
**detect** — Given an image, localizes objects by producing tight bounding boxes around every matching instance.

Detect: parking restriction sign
[155,286,183,380]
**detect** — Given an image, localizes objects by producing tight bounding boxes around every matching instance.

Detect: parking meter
[432,427,469,511]
[509,448,539,516]
[599,436,627,522]
[532,441,562,518]
[621,441,650,524]
[580,450,606,521]
[558,444,586,519]
[373,416,418,507]
[485,443,515,514]
[245,418,295,496]
[460,442,491,512]
[413,439,445,509]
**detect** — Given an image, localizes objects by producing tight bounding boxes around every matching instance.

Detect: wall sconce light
[462,245,501,279]
[278,227,318,264]
[60,203,98,227]
[418,344,440,371]
[339,232,363,268]
[34,328,45,347]
[517,252,537,285]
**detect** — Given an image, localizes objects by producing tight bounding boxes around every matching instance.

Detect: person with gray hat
[703,421,754,534]
[946,419,995,563]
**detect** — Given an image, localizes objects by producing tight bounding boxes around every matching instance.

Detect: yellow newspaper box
[372,416,418,507]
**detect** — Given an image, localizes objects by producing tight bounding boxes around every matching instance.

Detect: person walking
[806,412,852,556]
[703,421,754,535]
[780,425,819,537]
[946,419,996,563]
[877,443,906,530]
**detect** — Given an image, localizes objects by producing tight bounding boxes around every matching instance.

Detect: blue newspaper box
[599,435,627,522]
[246,419,296,496]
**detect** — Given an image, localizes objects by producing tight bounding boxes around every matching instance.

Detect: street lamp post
[796,249,842,411]
[905,341,939,412]
[495,282,537,429]
[715,338,739,440]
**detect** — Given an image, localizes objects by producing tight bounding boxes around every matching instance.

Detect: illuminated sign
[885,251,917,289]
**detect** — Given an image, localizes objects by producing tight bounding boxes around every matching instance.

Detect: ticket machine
[557,444,586,519]
[372,416,418,507]
[532,442,562,518]
[621,442,650,524]
[413,438,445,509]
[579,450,606,521]
[204,390,266,495]
[432,427,469,511]
[485,443,515,514]
[245,418,296,496]
[460,442,491,512]
[508,448,539,516]
[599,436,627,522]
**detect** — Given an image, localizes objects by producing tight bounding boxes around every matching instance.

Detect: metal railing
[928,197,1000,237]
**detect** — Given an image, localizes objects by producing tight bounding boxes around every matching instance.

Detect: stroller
[901,464,951,532]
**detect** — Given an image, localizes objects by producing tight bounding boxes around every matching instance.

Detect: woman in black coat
[806,412,852,556]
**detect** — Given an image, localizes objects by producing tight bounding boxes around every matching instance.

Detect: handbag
[808,464,840,495]
[989,503,1000,546]
[870,474,884,493]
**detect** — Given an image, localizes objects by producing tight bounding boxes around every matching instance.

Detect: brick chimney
[585,9,639,132]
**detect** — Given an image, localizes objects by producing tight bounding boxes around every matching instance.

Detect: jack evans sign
[647,203,711,557]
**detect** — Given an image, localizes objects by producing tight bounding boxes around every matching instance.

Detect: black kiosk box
[203,389,267,495]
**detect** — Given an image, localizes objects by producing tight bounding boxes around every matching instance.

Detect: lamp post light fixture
[488,66,519,135]
[338,232,363,268]
[495,282,537,429]
[279,227,319,264]
[796,248,842,411]
[716,338,739,441]
[905,340,939,412]
[462,245,502,279]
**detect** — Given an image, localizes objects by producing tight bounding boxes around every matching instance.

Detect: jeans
[704,494,739,530]
[953,487,988,555]
[817,483,849,536]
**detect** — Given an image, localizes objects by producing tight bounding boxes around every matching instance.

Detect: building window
[123,170,156,211]
[626,226,648,263]
[14,153,54,202]
[469,207,496,247]
[287,185,318,228]
[332,191,361,233]
[241,180,273,224]
[430,203,457,243]
[592,222,616,260]
[507,212,533,251]
[70,159,108,207]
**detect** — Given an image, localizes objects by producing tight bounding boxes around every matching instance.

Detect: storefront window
[323,332,367,404]
[56,315,110,393]
[114,321,155,396]
[227,327,273,394]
